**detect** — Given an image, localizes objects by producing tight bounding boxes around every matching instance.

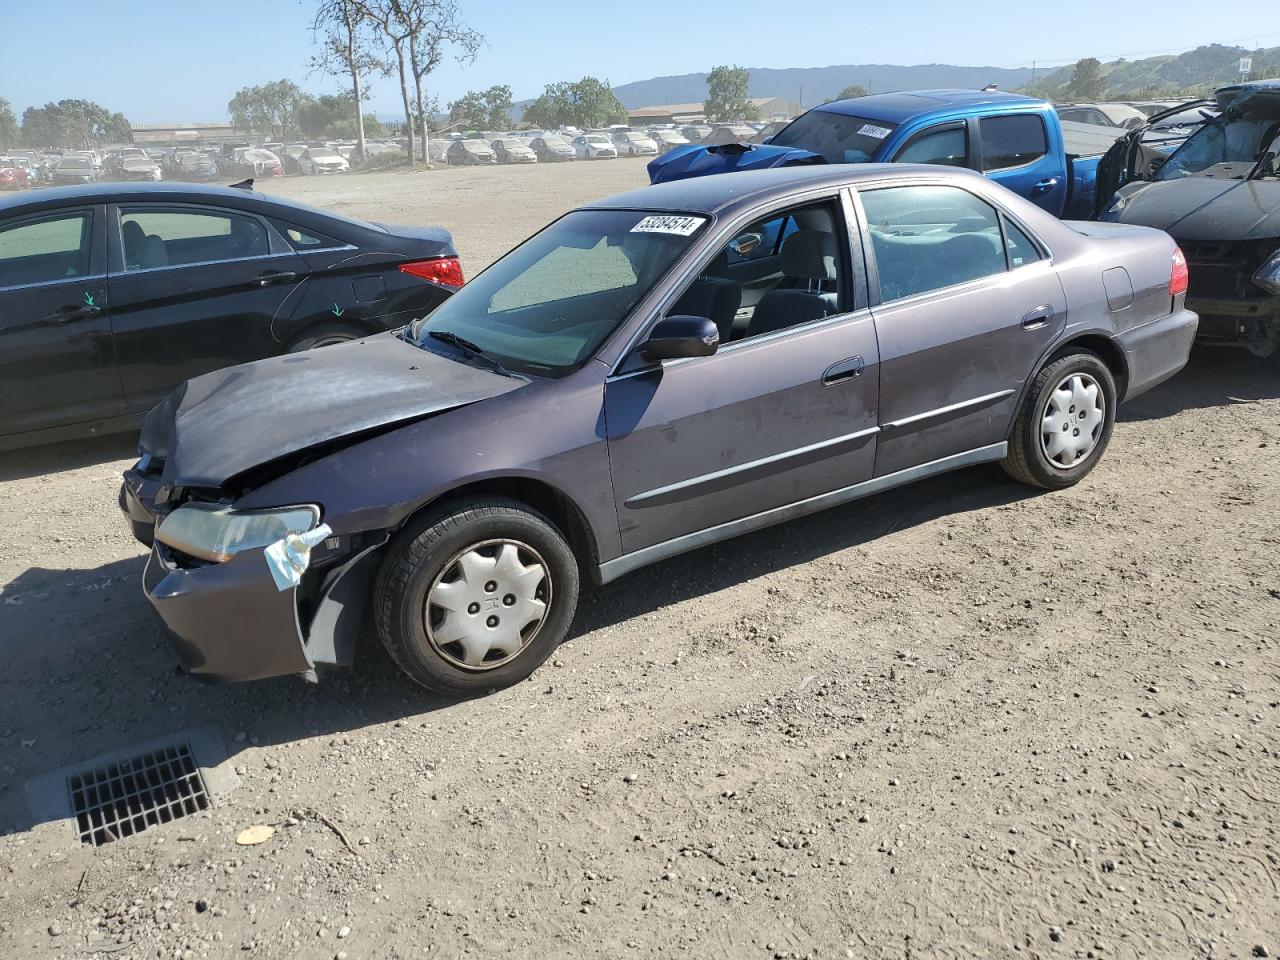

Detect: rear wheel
[374,497,580,697]
[1002,350,1117,489]
[284,323,364,352]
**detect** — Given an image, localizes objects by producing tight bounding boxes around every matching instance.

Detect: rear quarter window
[980,114,1048,171]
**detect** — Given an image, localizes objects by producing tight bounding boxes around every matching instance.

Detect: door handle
[1031,178,1060,194]
[48,303,102,323]
[1021,305,1055,329]
[257,270,297,287]
[822,356,865,385]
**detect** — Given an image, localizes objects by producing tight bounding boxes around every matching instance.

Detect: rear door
[106,202,309,414]
[977,113,1067,215]
[857,182,1066,476]
[0,205,123,440]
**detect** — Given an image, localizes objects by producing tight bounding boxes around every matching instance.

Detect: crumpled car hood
[142,334,527,489]
[647,143,825,184]
[1114,177,1280,241]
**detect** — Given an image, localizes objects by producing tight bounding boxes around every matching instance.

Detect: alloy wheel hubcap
[1040,372,1105,469]
[423,539,550,671]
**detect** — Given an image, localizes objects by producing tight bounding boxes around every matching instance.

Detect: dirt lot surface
[2,160,1279,960]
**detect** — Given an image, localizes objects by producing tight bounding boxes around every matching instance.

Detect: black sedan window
[412,209,705,377]
[119,208,270,270]
[0,212,92,288]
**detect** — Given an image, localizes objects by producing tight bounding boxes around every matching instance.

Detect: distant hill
[611,63,1035,110]
[1032,43,1280,99]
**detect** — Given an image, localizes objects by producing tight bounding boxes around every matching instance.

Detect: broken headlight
[155,503,321,564]
[1253,247,1280,295]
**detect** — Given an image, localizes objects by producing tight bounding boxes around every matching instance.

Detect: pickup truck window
[894,125,968,167]
[980,114,1048,171]
[861,185,1007,302]
[770,111,898,163]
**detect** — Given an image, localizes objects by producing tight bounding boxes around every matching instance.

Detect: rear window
[980,114,1048,171]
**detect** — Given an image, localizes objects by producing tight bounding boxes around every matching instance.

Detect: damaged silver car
[1099,79,1280,356]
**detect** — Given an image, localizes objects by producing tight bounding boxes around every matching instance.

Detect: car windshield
[1159,93,1280,179]
[310,149,341,160]
[59,159,89,169]
[769,110,897,163]
[586,135,609,143]
[409,208,706,377]
[541,136,568,147]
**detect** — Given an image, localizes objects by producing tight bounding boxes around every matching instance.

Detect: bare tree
[312,0,380,164]
[406,0,481,163]
[355,0,419,164]
[357,0,482,166]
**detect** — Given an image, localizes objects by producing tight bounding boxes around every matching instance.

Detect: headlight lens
[155,503,321,563]
[1253,246,1280,295]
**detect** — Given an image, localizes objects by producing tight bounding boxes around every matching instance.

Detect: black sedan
[0,182,461,449]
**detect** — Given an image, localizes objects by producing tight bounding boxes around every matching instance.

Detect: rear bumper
[1185,295,1280,349]
[1115,307,1199,400]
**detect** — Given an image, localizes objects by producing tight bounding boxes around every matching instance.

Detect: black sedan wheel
[285,323,363,351]
[374,497,580,697]
[1002,350,1117,489]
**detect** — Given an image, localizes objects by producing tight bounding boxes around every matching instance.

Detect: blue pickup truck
[648,89,1123,221]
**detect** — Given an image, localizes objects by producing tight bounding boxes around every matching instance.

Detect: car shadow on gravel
[0,432,139,483]
[574,463,1038,635]
[1119,347,1279,422]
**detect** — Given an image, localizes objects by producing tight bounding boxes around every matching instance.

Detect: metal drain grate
[69,743,211,846]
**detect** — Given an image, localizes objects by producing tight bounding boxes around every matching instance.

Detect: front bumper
[144,543,314,681]
[121,470,385,683]
[1114,307,1199,400]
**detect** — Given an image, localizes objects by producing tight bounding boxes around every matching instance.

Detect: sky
[5,0,1280,123]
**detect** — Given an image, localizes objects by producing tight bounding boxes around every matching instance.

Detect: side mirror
[729,232,763,257]
[640,315,719,363]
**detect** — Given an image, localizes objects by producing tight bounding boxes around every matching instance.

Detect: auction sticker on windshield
[858,124,893,139]
[631,215,706,236]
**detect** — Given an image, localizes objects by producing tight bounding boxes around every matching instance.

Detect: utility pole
[1030,60,1038,89]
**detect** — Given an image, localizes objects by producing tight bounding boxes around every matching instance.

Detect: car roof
[0,181,343,222]
[819,88,1040,124]
[583,163,982,217]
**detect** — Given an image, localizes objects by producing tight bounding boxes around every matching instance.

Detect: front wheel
[374,497,581,697]
[1002,350,1117,489]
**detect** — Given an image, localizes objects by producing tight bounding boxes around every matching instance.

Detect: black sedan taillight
[400,256,465,287]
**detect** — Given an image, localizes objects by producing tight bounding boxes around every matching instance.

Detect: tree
[406,0,482,162]
[1066,57,1107,101]
[357,0,482,165]
[227,80,308,139]
[523,78,627,129]
[448,84,513,130]
[21,100,131,148]
[0,97,19,150]
[832,84,868,101]
[312,0,380,162]
[704,64,758,122]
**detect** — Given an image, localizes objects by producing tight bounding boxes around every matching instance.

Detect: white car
[647,129,690,154]
[299,148,350,174]
[612,131,659,156]
[572,134,617,160]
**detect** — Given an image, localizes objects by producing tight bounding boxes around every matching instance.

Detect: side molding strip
[881,390,1015,432]
[598,442,1008,584]
[624,426,880,508]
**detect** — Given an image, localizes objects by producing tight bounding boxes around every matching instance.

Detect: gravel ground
[2,159,1279,960]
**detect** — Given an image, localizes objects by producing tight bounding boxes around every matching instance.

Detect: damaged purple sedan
[121,165,1196,696]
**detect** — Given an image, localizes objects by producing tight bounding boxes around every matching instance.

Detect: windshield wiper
[425,329,516,378]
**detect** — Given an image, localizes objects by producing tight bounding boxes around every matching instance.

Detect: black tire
[1002,349,1117,490]
[374,497,580,697]
[284,323,363,352]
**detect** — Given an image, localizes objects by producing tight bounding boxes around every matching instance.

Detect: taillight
[400,256,464,287]
[1170,247,1189,296]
